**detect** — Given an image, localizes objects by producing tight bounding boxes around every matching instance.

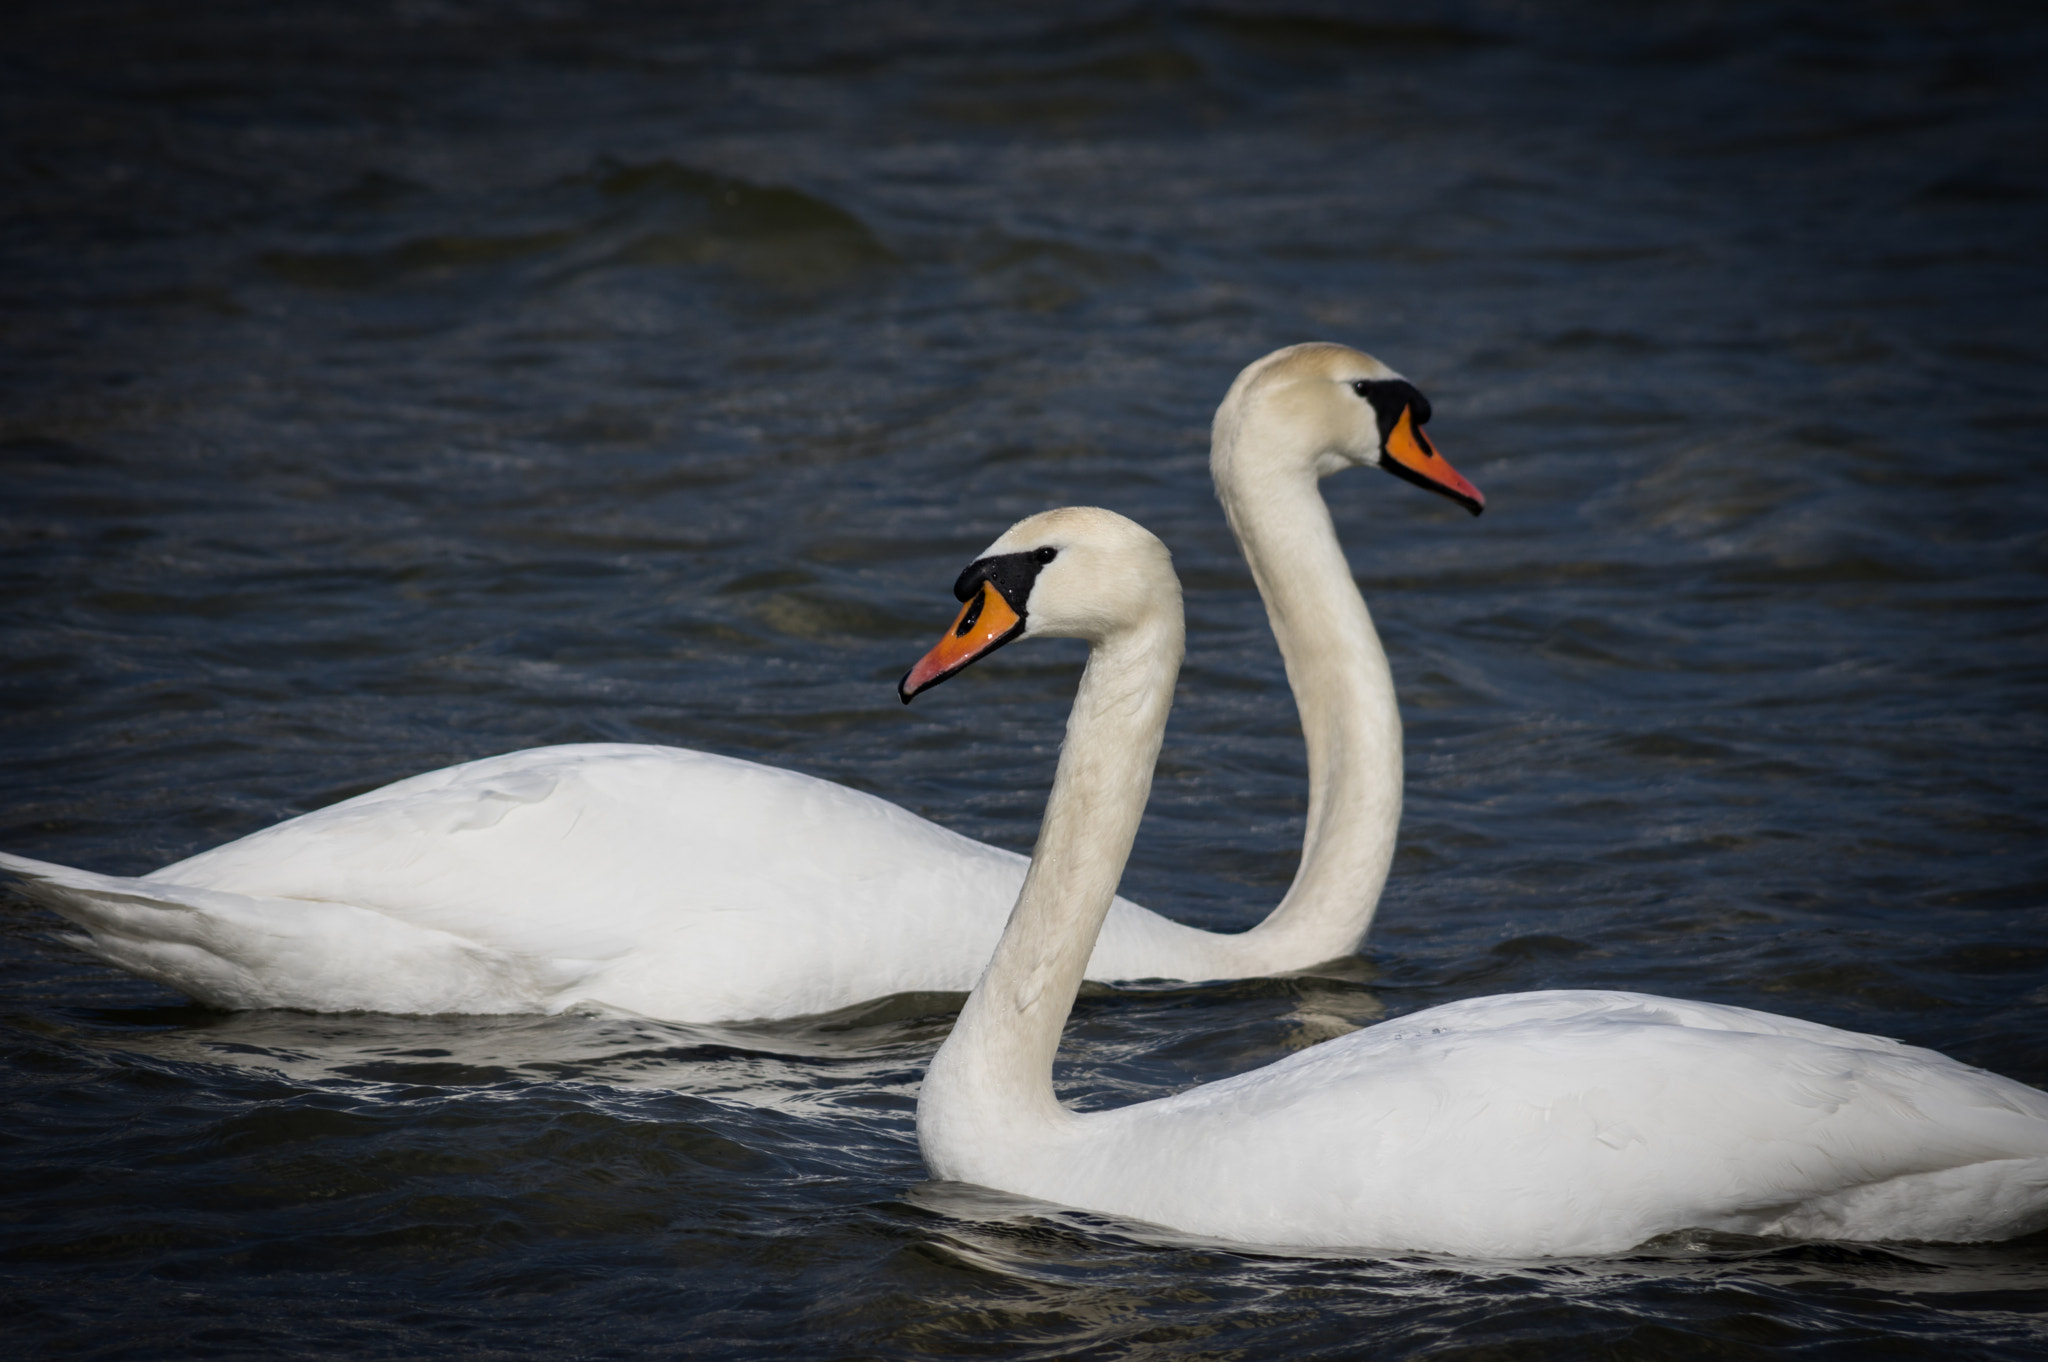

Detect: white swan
[0,343,1479,1022]
[900,506,2048,1258]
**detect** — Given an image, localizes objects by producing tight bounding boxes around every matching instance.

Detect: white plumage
[1032,989,2048,1255]
[4,746,1027,1019]
[1,343,1479,1021]
[907,505,2048,1257]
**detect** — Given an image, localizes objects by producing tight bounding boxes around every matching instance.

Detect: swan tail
[0,850,596,1014]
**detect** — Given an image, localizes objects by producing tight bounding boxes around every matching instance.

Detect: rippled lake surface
[4,2,2047,1356]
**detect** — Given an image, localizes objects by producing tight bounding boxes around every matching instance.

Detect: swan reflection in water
[77,962,1388,1116]
[82,994,946,1113]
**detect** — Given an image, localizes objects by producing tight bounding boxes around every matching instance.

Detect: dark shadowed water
[4,1,2047,1357]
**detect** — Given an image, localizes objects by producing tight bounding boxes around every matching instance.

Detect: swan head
[1215,342,1484,515]
[899,506,1178,702]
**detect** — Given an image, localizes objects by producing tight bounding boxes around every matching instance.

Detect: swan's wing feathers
[140,745,765,961]
[1091,990,2048,1254]
[1346,989,1921,1055]
[13,744,1053,1016]
[1,851,606,1012]
[8,742,1144,1019]
[1253,992,2048,1161]
[151,745,608,890]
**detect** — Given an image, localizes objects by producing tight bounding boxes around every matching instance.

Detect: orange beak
[1381,405,1484,515]
[899,579,1026,703]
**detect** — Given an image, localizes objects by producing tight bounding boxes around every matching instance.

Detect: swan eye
[1351,378,1434,428]
[1033,547,1057,565]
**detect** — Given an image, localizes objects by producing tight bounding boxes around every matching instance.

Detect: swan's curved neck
[1213,415,1403,971]
[919,610,1183,1181]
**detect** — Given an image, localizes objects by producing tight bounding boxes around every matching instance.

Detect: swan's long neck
[919,608,1183,1182]
[1213,412,1403,971]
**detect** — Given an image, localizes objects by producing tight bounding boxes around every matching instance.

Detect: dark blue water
[4,2,2047,1356]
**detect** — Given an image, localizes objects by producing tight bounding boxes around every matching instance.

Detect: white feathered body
[0,743,1229,1021]
[914,498,2048,1260]
[927,989,2048,1257]
[1,344,1468,1023]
